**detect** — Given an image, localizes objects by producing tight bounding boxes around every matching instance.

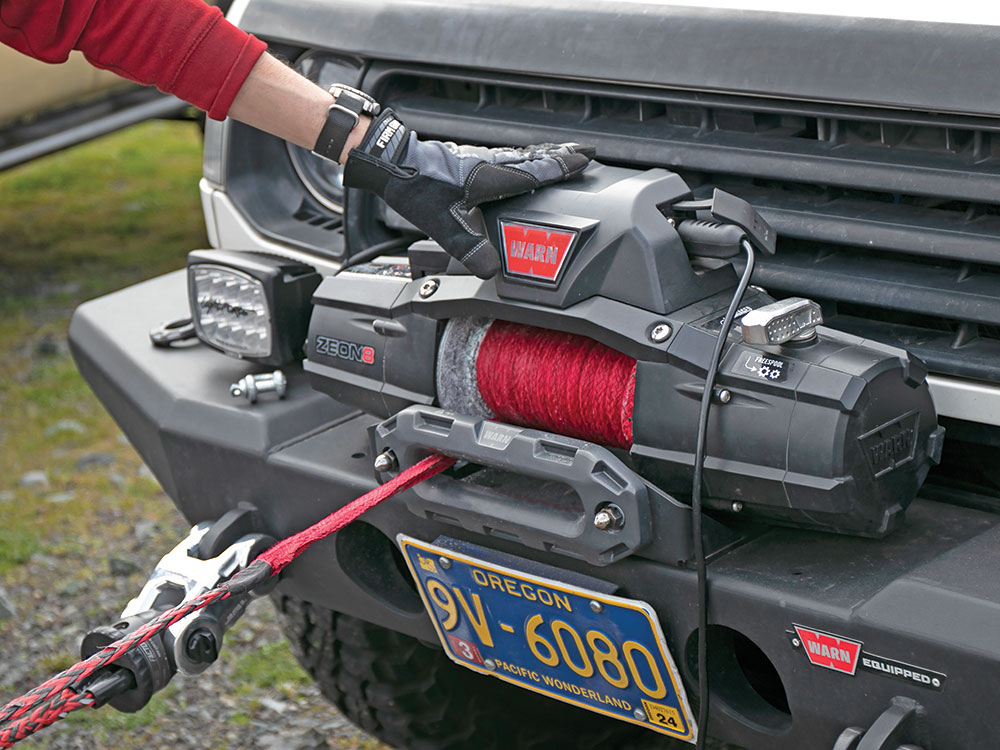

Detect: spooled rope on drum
[437,318,638,450]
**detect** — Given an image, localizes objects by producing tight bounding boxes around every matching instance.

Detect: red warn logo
[795,626,862,675]
[500,221,577,283]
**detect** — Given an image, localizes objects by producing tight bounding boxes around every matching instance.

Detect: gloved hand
[343,109,594,279]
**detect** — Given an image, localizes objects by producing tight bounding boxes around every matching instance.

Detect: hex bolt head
[593,503,625,532]
[373,450,398,473]
[418,278,440,298]
[438,556,452,570]
[650,323,672,343]
[185,629,219,665]
[589,600,604,614]
[484,658,496,670]
[633,709,647,721]
[731,501,744,513]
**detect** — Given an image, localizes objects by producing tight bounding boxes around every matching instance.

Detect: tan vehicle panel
[0,49,131,127]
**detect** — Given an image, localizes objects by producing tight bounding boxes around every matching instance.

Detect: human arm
[1,0,591,274]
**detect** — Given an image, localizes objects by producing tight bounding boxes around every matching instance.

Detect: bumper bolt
[792,637,801,648]
[373,450,398,473]
[593,503,625,532]
[731,501,744,513]
[418,278,440,298]
[230,370,287,404]
[717,388,732,404]
[649,323,672,343]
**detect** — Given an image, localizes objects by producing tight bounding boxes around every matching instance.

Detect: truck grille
[364,64,1000,384]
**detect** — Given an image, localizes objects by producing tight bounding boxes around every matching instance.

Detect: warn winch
[303,164,943,538]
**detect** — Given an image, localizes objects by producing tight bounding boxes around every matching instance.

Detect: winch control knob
[741,298,822,345]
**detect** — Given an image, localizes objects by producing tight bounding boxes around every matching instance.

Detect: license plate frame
[398,535,697,742]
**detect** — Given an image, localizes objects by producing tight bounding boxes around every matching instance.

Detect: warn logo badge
[499,220,578,283]
[794,625,862,675]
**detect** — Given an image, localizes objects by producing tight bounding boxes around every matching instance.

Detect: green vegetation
[231,640,311,692]
[0,121,206,583]
[0,120,205,739]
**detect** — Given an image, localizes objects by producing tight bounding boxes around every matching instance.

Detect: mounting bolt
[593,503,625,532]
[731,501,744,513]
[589,600,604,614]
[373,450,398,473]
[185,629,219,665]
[438,556,452,570]
[649,323,672,343]
[230,370,287,404]
[418,278,440,298]
[484,658,496,670]
[791,637,801,648]
[717,389,732,404]
[666,217,676,227]
[634,708,647,721]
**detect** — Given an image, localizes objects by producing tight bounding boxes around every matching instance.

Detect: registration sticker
[398,536,696,742]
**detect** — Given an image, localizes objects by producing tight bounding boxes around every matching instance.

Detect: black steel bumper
[70,270,1000,750]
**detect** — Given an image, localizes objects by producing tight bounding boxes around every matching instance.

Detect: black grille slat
[745,247,1000,327]
[691,182,1000,265]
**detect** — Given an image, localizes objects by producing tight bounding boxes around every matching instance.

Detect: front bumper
[71,270,1000,750]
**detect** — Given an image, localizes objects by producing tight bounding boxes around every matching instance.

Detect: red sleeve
[0,0,267,120]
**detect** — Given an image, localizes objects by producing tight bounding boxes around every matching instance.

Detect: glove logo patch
[499,220,578,284]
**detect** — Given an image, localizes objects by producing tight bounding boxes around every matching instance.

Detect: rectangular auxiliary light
[187,250,320,367]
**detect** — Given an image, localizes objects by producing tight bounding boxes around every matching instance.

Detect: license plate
[398,535,696,742]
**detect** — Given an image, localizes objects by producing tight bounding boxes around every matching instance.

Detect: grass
[0,120,207,740]
[0,121,206,571]
[230,640,311,693]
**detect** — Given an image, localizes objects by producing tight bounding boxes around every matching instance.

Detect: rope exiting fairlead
[0,453,456,749]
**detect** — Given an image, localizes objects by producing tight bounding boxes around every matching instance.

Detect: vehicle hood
[236,0,1000,118]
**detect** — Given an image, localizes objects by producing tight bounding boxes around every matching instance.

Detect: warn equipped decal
[315,335,375,365]
[790,626,946,691]
[499,220,578,283]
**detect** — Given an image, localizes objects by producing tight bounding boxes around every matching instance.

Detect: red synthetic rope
[476,321,636,449]
[0,453,455,748]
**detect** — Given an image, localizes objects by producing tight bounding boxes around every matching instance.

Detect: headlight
[188,250,320,366]
[286,52,365,214]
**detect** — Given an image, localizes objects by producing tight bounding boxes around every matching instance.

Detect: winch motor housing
[306,164,942,538]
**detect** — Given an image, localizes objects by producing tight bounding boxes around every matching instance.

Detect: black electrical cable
[342,234,425,269]
[691,237,756,750]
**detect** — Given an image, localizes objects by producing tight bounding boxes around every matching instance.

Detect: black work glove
[343,109,594,279]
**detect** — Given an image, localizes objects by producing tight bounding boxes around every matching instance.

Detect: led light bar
[187,250,320,366]
[741,297,823,345]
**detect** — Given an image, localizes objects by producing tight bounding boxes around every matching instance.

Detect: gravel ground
[0,467,388,750]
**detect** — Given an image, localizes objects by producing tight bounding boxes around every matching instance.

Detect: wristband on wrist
[311,85,381,163]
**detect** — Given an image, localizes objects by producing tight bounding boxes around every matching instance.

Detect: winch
[304,164,941,538]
